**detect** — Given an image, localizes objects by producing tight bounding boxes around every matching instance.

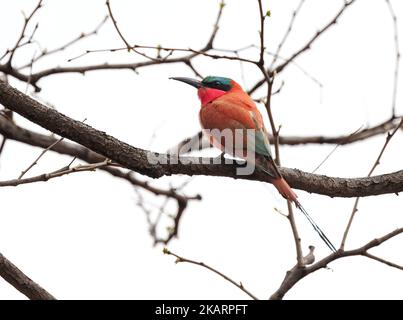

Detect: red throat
[197,87,227,106]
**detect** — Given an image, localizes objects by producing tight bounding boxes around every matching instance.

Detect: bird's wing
[200,95,274,157]
[200,95,280,179]
[248,110,273,158]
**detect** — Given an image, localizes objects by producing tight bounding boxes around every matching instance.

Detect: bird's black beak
[170,77,202,89]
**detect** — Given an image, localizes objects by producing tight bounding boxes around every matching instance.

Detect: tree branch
[1,80,403,198]
[163,248,258,300]
[270,227,403,300]
[269,0,305,68]
[0,116,201,243]
[17,16,109,70]
[105,0,131,49]
[385,0,400,118]
[363,252,403,271]
[0,0,225,91]
[0,159,112,187]
[0,252,55,300]
[5,0,43,66]
[248,0,357,95]
[170,117,401,154]
[340,118,403,249]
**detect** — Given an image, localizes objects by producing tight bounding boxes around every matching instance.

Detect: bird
[170,75,336,253]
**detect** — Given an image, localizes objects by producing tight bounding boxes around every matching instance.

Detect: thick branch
[0,252,55,300]
[0,116,201,243]
[1,80,403,198]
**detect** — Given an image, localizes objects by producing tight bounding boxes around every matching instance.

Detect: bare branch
[257,0,266,66]
[287,201,304,266]
[0,107,12,158]
[18,16,109,70]
[105,0,131,49]
[363,252,403,271]
[269,0,305,68]
[5,0,43,66]
[249,0,357,95]
[271,227,403,300]
[0,252,55,300]
[275,0,356,73]
[0,115,197,197]
[131,175,201,244]
[385,0,400,118]
[171,117,402,156]
[0,115,201,243]
[0,1,225,91]
[68,44,257,65]
[0,159,112,187]
[206,0,225,50]
[341,118,403,249]
[18,136,64,179]
[256,0,304,265]
[0,134,6,156]
[163,248,258,300]
[105,1,159,62]
[311,125,364,173]
[1,80,403,198]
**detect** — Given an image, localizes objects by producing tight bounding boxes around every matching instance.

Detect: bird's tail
[294,199,337,253]
[272,178,337,253]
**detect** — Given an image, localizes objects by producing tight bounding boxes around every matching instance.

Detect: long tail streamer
[295,200,337,253]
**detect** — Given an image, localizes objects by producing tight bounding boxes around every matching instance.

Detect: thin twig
[271,227,403,299]
[249,0,357,95]
[274,0,356,74]
[0,135,7,157]
[287,201,304,266]
[363,252,403,271]
[6,0,43,66]
[385,0,400,118]
[2,160,112,187]
[163,248,258,300]
[269,0,305,68]
[311,125,364,173]
[18,16,109,70]
[340,118,403,249]
[257,0,266,65]
[0,1,225,91]
[257,0,303,266]
[105,0,131,50]
[130,172,201,244]
[25,51,37,94]
[18,136,65,179]
[68,45,256,64]
[184,60,203,79]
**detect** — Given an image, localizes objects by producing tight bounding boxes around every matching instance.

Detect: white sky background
[0,0,402,299]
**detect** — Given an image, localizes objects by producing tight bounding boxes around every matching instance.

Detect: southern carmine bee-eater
[170,76,336,253]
